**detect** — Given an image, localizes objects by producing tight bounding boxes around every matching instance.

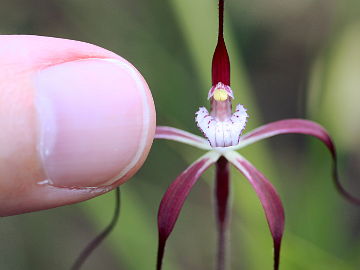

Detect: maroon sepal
[212,0,230,86]
[215,157,230,270]
[225,152,285,270]
[156,153,219,270]
[240,119,360,205]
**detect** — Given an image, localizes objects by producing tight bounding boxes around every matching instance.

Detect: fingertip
[35,58,155,188]
[0,35,121,69]
[0,36,156,215]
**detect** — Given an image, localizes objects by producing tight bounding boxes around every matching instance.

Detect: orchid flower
[154,1,360,270]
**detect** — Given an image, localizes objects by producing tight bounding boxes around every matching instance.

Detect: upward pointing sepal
[211,0,230,86]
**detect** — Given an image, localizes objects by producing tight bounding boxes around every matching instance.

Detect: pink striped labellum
[154,1,360,270]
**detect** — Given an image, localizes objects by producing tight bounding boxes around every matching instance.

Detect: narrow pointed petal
[236,119,360,204]
[212,0,230,86]
[238,119,335,149]
[71,187,121,270]
[224,151,284,270]
[215,157,230,270]
[157,151,221,270]
[155,126,211,150]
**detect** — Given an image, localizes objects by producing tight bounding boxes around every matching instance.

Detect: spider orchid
[154,1,360,270]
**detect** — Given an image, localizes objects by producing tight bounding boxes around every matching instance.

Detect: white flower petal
[195,104,248,147]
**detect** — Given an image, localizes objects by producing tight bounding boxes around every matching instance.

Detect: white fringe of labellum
[196,83,248,147]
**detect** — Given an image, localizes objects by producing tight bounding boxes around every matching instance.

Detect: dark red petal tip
[212,0,230,86]
[156,152,220,270]
[71,187,121,270]
[225,151,285,270]
[240,119,360,205]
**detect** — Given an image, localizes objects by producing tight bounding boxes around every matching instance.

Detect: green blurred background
[1,0,360,269]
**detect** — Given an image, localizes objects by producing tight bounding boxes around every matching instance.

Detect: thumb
[0,35,156,216]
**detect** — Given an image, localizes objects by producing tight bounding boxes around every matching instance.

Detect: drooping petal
[71,187,121,270]
[156,151,221,270]
[236,119,360,204]
[224,151,284,270]
[238,119,334,149]
[155,126,211,150]
[214,157,230,270]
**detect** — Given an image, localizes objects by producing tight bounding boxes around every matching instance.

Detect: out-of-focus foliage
[309,22,360,150]
[1,0,359,269]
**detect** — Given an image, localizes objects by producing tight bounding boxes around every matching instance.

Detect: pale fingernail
[34,58,154,188]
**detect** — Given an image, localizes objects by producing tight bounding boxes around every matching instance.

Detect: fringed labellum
[196,82,248,147]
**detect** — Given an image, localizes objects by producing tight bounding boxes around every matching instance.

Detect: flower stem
[215,156,230,270]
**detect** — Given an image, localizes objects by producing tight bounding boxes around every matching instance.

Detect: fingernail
[34,58,154,188]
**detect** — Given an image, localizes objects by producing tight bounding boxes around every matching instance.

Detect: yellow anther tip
[213,89,228,101]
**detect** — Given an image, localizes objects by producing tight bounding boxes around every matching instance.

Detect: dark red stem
[212,0,230,86]
[215,156,230,270]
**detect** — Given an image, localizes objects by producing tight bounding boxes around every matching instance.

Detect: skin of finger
[0,35,155,216]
